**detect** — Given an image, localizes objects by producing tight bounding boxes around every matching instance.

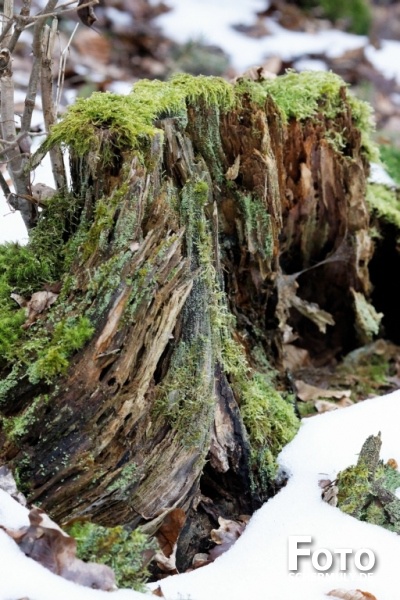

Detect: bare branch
[7,0,32,55]
[0,18,14,47]
[41,18,67,189]
[20,0,59,135]
[56,22,79,112]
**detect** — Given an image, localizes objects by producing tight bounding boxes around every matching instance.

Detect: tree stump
[0,72,377,566]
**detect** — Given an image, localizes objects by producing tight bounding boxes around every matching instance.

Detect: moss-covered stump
[0,72,376,565]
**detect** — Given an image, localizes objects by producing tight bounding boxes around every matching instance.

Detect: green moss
[221,334,299,484]
[42,74,234,164]
[27,317,94,384]
[380,144,400,185]
[239,193,273,258]
[2,394,49,442]
[260,71,377,161]
[366,183,400,228]
[336,434,400,533]
[66,521,157,590]
[0,191,87,375]
[156,339,214,447]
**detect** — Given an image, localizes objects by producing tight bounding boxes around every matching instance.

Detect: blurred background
[3,0,400,239]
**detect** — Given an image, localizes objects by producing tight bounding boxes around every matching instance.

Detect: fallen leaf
[315,400,339,413]
[282,344,310,371]
[1,507,116,591]
[295,380,351,403]
[209,517,247,561]
[154,508,186,573]
[22,290,58,328]
[327,590,378,600]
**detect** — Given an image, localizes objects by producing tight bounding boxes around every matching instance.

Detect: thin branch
[56,22,78,112]
[22,0,98,22]
[7,0,32,55]
[41,18,67,189]
[0,18,14,47]
[20,0,59,135]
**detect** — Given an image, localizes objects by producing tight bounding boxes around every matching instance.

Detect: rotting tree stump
[0,72,378,566]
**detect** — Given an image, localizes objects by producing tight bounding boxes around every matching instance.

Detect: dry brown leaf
[315,400,339,413]
[209,517,247,561]
[295,380,351,403]
[327,590,378,600]
[1,507,116,590]
[19,290,58,328]
[152,586,165,597]
[154,508,186,573]
[282,344,310,371]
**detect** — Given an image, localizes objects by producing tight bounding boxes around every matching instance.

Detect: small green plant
[66,521,157,590]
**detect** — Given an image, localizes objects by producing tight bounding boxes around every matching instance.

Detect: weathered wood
[0,73,375,564]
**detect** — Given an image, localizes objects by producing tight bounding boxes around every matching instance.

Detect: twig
[7,0,32,54]
[56,22,79,112]
[41,18,67,189]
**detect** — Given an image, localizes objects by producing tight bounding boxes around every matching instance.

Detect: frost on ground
[2,391,400,600]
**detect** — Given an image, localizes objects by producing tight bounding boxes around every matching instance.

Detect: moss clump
[42,74,234,164]
[264,70,346,122]
[336,433,400,533]
[222,335,299,484]
[27,316,94,384]
[236,71,377,161]
[66,521,157,590]
[366,183,400,228]
[0,192,88,374]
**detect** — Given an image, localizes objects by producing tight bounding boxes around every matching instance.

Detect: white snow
[369,162,397,187]
[154,391,400,600]
[2,391,400,600]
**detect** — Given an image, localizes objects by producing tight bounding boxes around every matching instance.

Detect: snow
[154,391,400,600]
[369,162,397,188]
[156,2,367,71]
[2,391,400,600]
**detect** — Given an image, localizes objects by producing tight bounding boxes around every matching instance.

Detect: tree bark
[0,73,374,566]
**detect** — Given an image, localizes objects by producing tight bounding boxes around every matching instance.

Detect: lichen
[66,521,157,590]
[2,394,49,443]
[351,289,383,343]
